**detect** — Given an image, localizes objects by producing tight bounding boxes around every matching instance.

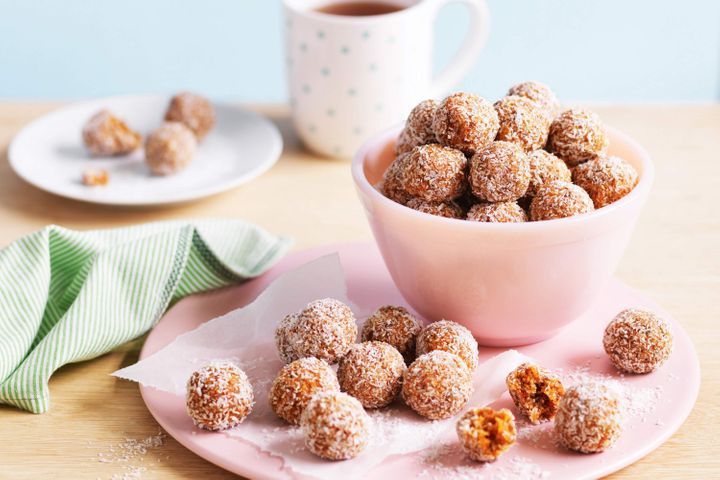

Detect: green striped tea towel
[0,219,291,414]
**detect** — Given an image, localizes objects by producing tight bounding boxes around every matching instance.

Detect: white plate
[9,95,283,206]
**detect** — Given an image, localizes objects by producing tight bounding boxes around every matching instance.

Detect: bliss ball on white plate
[145,122,197,176]
[82,110,141,156]
[165,92,216,140]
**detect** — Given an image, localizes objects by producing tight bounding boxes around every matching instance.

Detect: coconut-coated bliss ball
[526,150,571,198]
[395,130,415,157]
[529,180,594,221]
[337,341,406,408]
[406,198,464,219]
[466,202,527,223]
[416,320,479,371]
[554,382,623,453]
[402,350,473,420]
[396,99,439,155]
[380,153,413,205]
[361,305,422,363]
[269,357,340,425]
[401,144,467,202]
[82,110,142,156]
[506,363,565,424]
[286,298,358,365]
[145,122,197,175]
[603,309,673,374]
[300,391,370,460]
[432,92,499,155]
[572,155,639,208]
[275,313,300,364]
[548,109,609,167]
[506,81,561,120]
[456,407,517,462]
[469,141,530,203]
[165,92,216,140]
[494,95,550,153]
[186,362,254,431]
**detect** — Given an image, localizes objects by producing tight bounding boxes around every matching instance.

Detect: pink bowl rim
[351,124,655,231]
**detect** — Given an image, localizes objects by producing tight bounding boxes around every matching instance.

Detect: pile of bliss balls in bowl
[184,298,673,464]
[380,81,640,222]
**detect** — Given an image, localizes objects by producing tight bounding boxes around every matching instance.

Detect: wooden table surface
[0,103,717,479]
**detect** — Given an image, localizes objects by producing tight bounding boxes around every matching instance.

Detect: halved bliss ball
[82,110,141,156]
[456,407,517,462]
[506,362,565,423]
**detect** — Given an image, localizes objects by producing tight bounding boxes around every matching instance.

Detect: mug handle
[427,0,490,98]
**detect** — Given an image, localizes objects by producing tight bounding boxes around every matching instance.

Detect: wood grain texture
[0,103,717,479]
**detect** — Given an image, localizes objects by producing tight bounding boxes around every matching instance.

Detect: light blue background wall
[0,0,718,101]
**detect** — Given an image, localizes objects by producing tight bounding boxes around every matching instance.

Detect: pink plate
[139,243,700,480]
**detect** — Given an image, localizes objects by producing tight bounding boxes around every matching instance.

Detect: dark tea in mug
[315,1,405,16]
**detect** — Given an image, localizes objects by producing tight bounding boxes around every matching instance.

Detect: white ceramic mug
[283,0,490,158]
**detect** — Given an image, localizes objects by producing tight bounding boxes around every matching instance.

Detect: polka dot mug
[284,0,490,158]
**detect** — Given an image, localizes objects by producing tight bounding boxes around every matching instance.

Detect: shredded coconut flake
[95,432,166,480]
[418,442,549,480]
[558,364,662,421]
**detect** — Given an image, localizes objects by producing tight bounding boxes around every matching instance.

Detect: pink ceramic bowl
[352,126,654,346]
